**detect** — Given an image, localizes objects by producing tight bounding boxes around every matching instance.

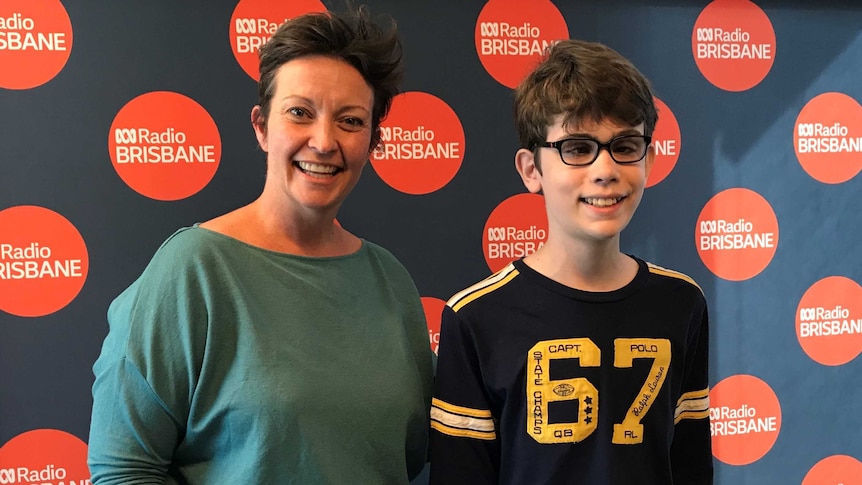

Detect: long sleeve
[88,358,182,484]
[88,235,207,484]
[670,301,714,484]
[429,305,500,485]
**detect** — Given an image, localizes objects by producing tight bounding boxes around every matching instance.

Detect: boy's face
[515,115,654,247]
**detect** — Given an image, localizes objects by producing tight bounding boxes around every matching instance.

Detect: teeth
[583,197,622,207]
[297,161,337,175]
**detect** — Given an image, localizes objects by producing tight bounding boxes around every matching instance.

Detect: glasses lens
[559,139,598,165]
[610,136,647,162]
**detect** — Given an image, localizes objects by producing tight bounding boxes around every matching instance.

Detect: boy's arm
[429,305,500,485]
[671,304,714,484]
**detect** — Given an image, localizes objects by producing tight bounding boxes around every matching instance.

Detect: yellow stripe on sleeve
[431,398,497,440]
[646,262,703,294]
[450,268,519,312]
[675,388,710,424]
[431,420,497,440]
[432,397,493,418]
[446,263,517,308]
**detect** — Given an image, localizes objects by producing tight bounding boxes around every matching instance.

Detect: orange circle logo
[229,0,326,81]
[794,92,862,184]
[108,91,222,201]
[483,193,548,272]
[796,276,862,366]
[646,97,682,188]
[0,0,73,90]
[695,188,778,281]
[692,0,776,92]
[370,91,465,195]
[709,374,782,466]
[474,0,569,88]
[0,429,89,483]
[422,296,446,355]
[0,206,88,317]
[802,455,862,485]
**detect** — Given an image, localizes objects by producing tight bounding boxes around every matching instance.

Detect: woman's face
[252,55,374,219]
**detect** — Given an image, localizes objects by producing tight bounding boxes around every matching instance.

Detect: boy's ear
[515,148,543,194]
[644,143,656,179]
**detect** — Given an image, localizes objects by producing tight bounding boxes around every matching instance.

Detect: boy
[429,40,712,484]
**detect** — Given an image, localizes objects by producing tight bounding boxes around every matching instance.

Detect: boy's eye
[562,140,595,155]
[613,143,637,154]
[611,138,644,154]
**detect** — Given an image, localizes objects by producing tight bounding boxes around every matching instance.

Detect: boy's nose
[588,148,620,184]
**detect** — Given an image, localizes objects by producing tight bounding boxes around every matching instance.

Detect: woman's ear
[251,105,267,151]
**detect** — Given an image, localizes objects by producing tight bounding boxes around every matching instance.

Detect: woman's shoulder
[361,240,408,268]
[145,225,230,266]
[127,225,254,290]
[360,240,419,284]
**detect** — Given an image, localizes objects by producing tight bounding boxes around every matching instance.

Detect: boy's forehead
[549,114,644,135]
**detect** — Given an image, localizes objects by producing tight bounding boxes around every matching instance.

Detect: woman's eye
[341,117,367,129]
[287,107,307,117]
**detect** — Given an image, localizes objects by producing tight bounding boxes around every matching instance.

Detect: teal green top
[88,227,433,484]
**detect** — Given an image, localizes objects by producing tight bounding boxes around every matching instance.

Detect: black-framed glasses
[534,135,652,166]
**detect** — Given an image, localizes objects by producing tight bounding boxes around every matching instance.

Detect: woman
[88,5,433,484]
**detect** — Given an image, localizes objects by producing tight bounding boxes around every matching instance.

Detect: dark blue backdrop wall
[2,1,861,483]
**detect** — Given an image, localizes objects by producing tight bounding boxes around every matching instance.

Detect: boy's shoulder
[446,262,521,314]
[642,259,704,296]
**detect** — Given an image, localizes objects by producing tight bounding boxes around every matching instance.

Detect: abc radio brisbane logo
[695,188,778,281]
[796,276,862,366]
[482,194,548,272]
[108,91,222,201]
[709,374,781,466]
[647,97,682,187]
[371,92,465,195]
[474,0,568,88]
[794,92,862,184]
[0,429,89,485]
[802,455,862,485]
[0,466,68,484]
[0,206,89,318]
[0,0,73,89]
[691,0,775,92]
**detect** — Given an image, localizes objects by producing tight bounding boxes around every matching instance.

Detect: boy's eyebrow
[563,128,644,139]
